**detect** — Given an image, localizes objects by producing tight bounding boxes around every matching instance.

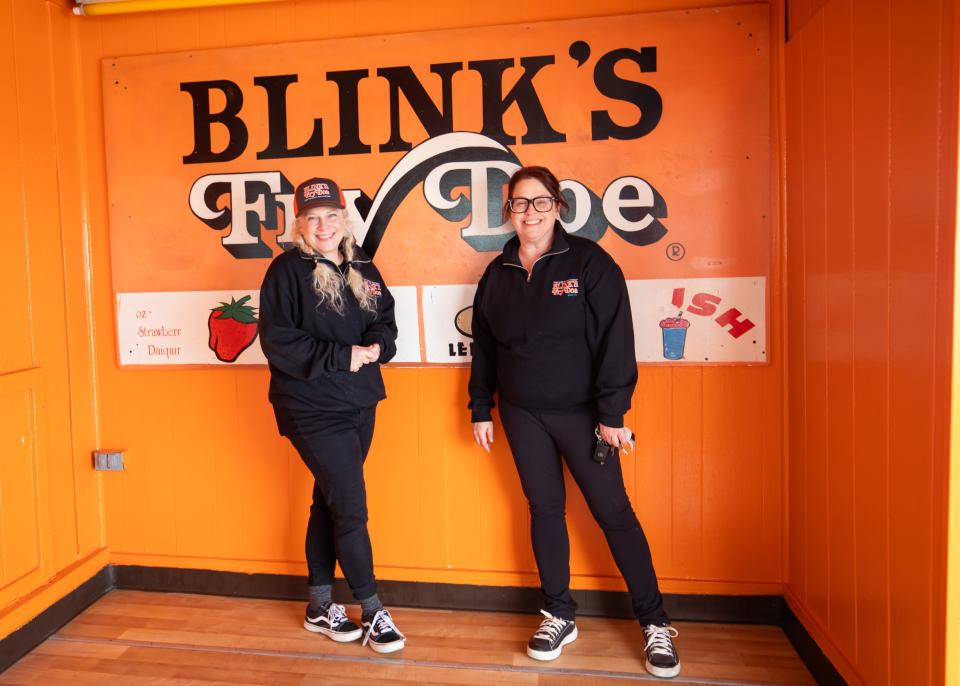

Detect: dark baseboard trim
[1,564,847,684]
[0,565,114,674]
[113,564,307,602]
[112,565,785,625]
[782,604,848,686]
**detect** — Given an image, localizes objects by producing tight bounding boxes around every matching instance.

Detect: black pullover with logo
[468,224,638,427]
[258,246,397,414]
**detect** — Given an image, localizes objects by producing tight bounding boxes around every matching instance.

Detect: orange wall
[784,1,957,685]
[1,0,786,639]
[81,0,785,596]
[949,175,960,686]
[0,0,109,639]
[5,2,959,683]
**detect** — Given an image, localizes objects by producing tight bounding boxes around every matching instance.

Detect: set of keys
[592,427,635,465]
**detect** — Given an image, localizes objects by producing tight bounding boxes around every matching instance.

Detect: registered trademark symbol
[666,242,685,261]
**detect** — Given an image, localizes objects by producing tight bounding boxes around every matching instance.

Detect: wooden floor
[0,590,815,685]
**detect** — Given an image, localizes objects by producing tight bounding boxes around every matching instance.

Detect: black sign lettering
[254,74,325,160]
[181,79,248,163]
[327,69,372,156]
[467,56,566,146]
[377,63,462,153]
[591,47,662,141]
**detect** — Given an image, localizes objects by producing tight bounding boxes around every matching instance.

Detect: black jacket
[259,246,397,413]
[468,224,637,427]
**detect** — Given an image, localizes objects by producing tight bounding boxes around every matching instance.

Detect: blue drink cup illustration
[659,316,690,360]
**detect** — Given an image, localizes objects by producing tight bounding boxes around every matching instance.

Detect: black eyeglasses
[506,196,557,213]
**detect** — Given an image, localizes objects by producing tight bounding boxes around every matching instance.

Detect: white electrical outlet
[93,450,125,471]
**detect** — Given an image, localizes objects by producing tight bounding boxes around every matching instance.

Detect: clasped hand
[350,343,380,372]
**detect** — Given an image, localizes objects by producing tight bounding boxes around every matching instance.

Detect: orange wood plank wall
[784,1,957,685]
[84,0,786,596]
[0,0,109,639]
[2,0,787,643]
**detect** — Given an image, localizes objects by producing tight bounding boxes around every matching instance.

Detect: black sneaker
[303,602,362,642]
[361,608,406,654]
[526,610,578,661]
[643,624,681,678]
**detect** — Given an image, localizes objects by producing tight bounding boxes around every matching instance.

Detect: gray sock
[308,585,332,611]
[359,593,383,620]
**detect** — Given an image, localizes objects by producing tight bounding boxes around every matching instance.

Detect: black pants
[276,406,378,602]
[499,400,669,625]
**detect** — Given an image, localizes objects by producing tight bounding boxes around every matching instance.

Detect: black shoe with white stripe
[303,602,362,642]
[526,610,578,661]
[361,608,406,653]
[643,624,681,678]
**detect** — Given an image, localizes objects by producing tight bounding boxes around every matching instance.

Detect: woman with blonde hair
[259,176,404,653]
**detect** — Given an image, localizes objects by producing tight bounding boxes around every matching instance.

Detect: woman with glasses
[468,166,680,679]
[259,176,406,654]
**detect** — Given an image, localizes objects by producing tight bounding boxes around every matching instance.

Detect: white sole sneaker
[303,620,362,642]
[645,659,681,678]
[368,637,406,653]
[526,625,579,661]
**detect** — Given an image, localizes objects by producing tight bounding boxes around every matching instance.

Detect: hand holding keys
[593,426,635,464]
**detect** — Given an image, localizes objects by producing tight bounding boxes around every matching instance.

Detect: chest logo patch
[364,279,382,297]
[551,278,579,296]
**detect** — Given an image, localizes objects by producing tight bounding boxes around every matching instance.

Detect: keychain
[593,426,634,464]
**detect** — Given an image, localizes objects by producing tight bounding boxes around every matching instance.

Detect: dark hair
[503,165,569,221]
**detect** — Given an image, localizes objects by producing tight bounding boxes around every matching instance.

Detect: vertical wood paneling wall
[784,1,956,684]
[0,0,108,639]
[77,0,785,597]
[949,229,960,686]
[5,1,959,682]
[0,0,788,644]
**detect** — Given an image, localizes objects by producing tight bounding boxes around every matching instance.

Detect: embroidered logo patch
[551,279,579,296]
[302,182,331,200]
[364,279,382,297]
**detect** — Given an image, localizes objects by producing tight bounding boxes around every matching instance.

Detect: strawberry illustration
[208,295,258,363]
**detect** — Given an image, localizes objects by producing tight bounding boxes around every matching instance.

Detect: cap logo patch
[303,182,331,200]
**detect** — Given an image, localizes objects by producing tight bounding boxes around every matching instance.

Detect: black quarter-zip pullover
[259,246,397,413]
[468,224,638,427]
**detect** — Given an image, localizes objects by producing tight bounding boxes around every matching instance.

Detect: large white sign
[627,276,765,363]
[415,277,766,366]
[117,287,420,366]
[421,285,477,363]
[116,276,764,366]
